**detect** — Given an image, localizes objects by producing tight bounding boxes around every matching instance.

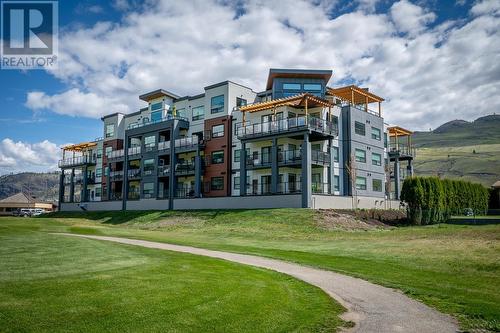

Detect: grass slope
[38,209,500,332]
[0,217,344,333]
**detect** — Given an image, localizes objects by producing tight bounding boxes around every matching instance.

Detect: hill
[412,114,500,187]
[0,172,60,202]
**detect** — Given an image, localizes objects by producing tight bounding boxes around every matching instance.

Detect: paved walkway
[57,233,458,333]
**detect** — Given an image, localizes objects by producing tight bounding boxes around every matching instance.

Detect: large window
[143,182,154,198]
[176,108,187,119]
[143,159,155,175]
[355,149,366,163]
[96,168,102,177]
[211,95,224,114]
[371,127,381,140]
[212,124,224,138]
[333,147,339,162]
[303,83,322,91]
[334,175,340,191]
[96,148,102,159]
[211,177,224,191]
[211,150,224,164]
[234,176,240,190]
[105,146,112,157]
[355,176,367,190]
[192,106,204,121]
[151,102,162,111]
[144,135,155,151]
[354,121,365,136]
[151,110,162,123]
[234,148,250,163]
[236,97,247,107]
[372,179,383,192]
[283,83,301,90]
[105,124,115,138]
[372,152,382,166]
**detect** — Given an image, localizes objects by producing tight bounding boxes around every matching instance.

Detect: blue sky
[0,0,499,174]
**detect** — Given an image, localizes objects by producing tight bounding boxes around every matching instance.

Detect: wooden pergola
[238,93,334,124]
[387,126,413,150]
[61,141,97,160]
[327,85,384,116]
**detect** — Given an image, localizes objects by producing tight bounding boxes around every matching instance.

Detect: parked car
[17,208,32,217]
[464,208,474,216]
[31,209,45,216]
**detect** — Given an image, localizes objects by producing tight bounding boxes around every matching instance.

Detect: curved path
[57,233,458,333]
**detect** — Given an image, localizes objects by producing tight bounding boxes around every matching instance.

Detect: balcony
[236,116,337,140]
[246,152,271,168]
[109,170,124,181]
[244,149,329,169]
[388,143,416,161]
[311,150,330,165]
[174,136,200,152]
[175,162,195,176]
[128,169,141,179]
[175,185,196,198]
[74,175,83,185]
[278,150,302,166]
[158,165,171,177]
[58,155,96,168]
[127,114,189,130]
[128,146,141,157]
[158,140,171,152]
[107,149,124,161]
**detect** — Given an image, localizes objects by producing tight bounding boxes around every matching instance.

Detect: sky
[0,0,499,174]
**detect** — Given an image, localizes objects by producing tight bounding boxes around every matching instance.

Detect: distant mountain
[412,114,500,187]
[412,114,500,148]
[0,172,60,202]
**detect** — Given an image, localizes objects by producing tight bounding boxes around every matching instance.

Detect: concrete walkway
[57,233,458,333]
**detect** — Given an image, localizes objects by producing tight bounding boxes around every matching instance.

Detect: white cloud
[0,139,60,174]
[24,0,500,131]
[470,0,500,16]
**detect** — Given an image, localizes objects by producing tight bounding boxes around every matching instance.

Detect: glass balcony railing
[127,169,141,179]
[107,149,124,159]
[128,146,141,156]
[158,165,170,176]
[109,170,124,181]
[158,141,171,151]
[58,155,96,168]
[175,162,195,175]
[127,114,189,130]
[236,116,337,139]
[175,136,199,149]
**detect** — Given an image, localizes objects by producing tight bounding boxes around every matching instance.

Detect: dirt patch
[315,210,393,231]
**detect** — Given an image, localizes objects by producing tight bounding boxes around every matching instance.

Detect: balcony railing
[389,143,416,157]
[110,192,123,201]
[128,192,140,200]
[107,149,124,159]
[158,140,171,151]
[58,155,96,168]
[279,149,302,165]
[175,136,200,149]
[236,116,337,139]
[175,186,196,198]
[245,149,329,167]
[109,170,124,181]
[247,152,271,167]
[128,169,141,179]
[128,146,141,156]
[311,150,330,165]
[175,162,195,175]
[277,181,302,194]
[158,165,170,176]
[127,114,189,130]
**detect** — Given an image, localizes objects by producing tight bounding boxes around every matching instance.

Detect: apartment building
[58,68,414,211]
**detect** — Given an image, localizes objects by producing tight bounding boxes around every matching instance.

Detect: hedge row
[400,177,489,225]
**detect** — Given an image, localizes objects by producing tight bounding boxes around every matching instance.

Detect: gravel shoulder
[56,233,459,333]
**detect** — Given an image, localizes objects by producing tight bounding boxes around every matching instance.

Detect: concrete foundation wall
[60,201,122,211]
[174,195,302,210]
[127,199,169,210]
[312,195,402,210]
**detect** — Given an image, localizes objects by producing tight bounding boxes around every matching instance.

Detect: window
[143,159,155,175]
[192,106,204,121]
[96,168,102,177]
[372,152,382,166]
[261,146,271,164]
[96,149,102,159]
[234,148,250,163]
[105,146,112,157]
[151,102,162,111]
[283,83,301,90]
[331,115,338,128]
[312,143,321,151]
[144,136,155,151]
[355,149,366,163]
[333,147,339,162]
[177,108,187,119]
[303,83,321,91]
[384,133,388,148]
[236,97,247,107]
[372,179,383,192]
[234,176,240,190]
[211,150,224,164]
[356,176,367,190]
[354,121,365,136]
[371,127,381,140]
[212,124,224,138]
[105,124,115,138]
[211,177,224,191]
[151,110,162,123]
[143,182,154,198]
[211,95,224,114]
[95,187,102,197]
[334,175,340,191]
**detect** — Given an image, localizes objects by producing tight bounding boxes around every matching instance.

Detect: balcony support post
[240,142,247,196]
[301,133,312,208]
[394,157,401,200]
[69,168,75,203]
[106,162,112,201]
[58,171,65,208]
[168,122,178,210]
[328,138,335,194]
[194,145,202,198]
[82,165,88,202]
[407,158,414,177]
[122,136,129,209]
[271,138,279,194]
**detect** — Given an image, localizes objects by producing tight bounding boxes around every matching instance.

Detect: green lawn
[0,217,344,333]
[34,209,500,332]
